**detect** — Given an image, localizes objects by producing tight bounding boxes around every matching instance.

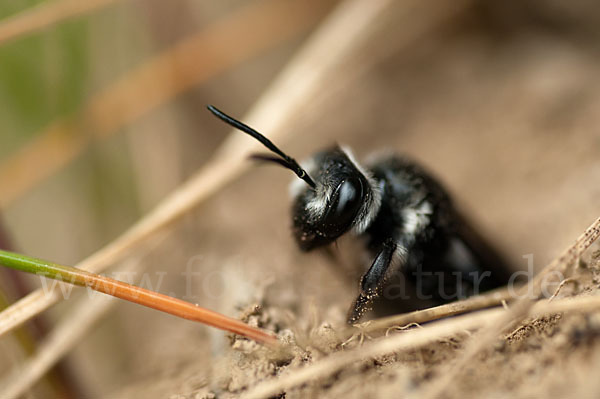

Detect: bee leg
[347,239,397,324]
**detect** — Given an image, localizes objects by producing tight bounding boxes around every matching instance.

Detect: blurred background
[0,0,599,397]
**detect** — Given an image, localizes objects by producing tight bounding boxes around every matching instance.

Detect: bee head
[207,105,381,251]
[290,146,381,251]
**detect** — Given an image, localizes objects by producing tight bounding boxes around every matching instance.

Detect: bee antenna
[207,105,316,188]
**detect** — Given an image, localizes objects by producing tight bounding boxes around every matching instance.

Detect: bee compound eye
[321,177,364,237]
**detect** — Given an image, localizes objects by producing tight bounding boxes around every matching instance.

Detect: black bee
[207,105,511,324]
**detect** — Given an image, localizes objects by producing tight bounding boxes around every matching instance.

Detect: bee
[207,105,512,324]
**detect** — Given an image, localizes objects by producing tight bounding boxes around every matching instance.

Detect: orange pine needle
[0,249,278,347]
[88,272,279,347]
